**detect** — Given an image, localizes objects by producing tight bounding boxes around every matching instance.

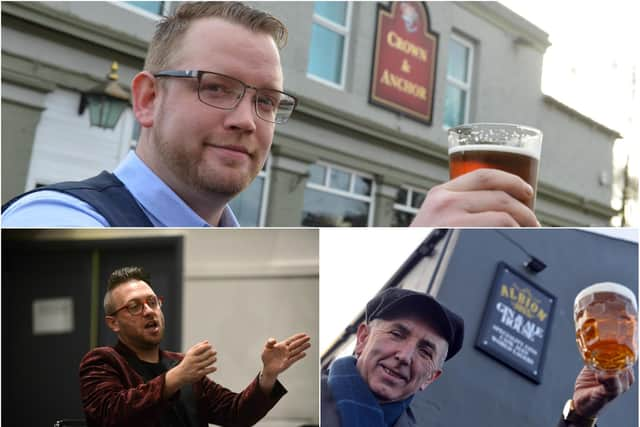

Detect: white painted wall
[26,88,135,188]
[183,229,319,426]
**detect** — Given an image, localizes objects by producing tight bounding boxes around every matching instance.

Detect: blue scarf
[327,356,414,427]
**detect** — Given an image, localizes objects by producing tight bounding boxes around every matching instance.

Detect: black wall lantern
[78,61,131,129]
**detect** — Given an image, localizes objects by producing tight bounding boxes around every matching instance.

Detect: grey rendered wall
[1,100,43,203]
[0,2,149,88]
[0,1,150,198]
[265,2,545,148]
[257,1,616,225]
[538,99,615,208]
[262,1,453,190]
[41,1,157,42]
[453,2,545,126]
[420,229,638,427]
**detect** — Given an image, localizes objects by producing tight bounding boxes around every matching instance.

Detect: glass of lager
[574,282,638,372]
[448,123,542,209]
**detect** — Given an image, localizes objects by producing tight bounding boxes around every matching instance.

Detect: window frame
[306,1,353,90]
[304,161,376,227]
[116,1,170,18]
[225,156,271,227]
[393,185,427,223]
[443,33,475,129]
[257,156,272,227]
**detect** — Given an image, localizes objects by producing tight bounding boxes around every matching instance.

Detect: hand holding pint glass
[410,122,542,227]
[448,123,542,209]
[574,282,638,372]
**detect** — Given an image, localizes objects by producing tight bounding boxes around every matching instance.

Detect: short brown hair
[104,266,151,315]
[144,1,288,72]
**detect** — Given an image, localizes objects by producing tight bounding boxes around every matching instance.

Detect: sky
[499,0,639,224]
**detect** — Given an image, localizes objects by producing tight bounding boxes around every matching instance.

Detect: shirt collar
[113,151,239,227]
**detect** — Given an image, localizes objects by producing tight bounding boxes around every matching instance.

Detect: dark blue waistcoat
[2,171,153,227]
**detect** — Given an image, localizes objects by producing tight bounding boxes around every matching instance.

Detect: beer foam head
[448,123,542,159]
[574,282,638,311]
[448,144,540,160]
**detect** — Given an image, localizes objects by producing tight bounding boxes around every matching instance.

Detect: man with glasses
[80,266,311,427]
[3,2,294,227]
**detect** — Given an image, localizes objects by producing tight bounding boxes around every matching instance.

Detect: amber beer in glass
[574,282,638,372]
[448,123,542,209]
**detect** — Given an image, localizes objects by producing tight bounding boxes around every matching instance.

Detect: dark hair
[144,1,288,72]
[104,266,151,314]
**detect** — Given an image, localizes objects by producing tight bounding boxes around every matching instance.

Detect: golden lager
[448,123,542,209]
[574,282,638,372]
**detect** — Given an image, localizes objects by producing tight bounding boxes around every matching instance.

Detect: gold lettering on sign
[401,59,411,73]
[386,31,428,62]
[500,283,548,322]
[379,69,427,100]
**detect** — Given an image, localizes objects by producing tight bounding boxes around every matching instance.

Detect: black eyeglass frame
[153,69,298,124]
[108,295,165,316]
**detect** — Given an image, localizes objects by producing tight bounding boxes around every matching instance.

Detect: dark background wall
[412,229,638,427]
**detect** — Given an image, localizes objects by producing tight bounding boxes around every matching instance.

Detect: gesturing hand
[261,333,311,380]
[177,340,218,385]
[572,366,634,418]
[163,340,218,399]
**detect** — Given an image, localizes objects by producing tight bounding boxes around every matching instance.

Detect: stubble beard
[139,333,163,349]
[119,324,164,354]
[153,130,261,199]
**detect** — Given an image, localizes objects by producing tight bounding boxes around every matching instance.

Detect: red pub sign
[369,2,439,125]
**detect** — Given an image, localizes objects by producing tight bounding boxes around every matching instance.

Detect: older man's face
[354,314,448,402]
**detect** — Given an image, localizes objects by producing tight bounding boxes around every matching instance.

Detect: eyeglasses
[153,70,297,124]
[109,295,164,316]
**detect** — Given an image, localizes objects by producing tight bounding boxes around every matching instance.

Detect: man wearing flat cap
[321,288,634,427]
[322,288,464,427]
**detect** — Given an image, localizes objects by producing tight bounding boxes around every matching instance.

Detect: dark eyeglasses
[153,70,297,124]
[108,295,164,316]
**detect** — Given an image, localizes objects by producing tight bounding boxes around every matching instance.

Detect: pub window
[302,162,374,227]
[229,157,271,226]
[392,185,427,226]
[444,34,474,128]
[307,2,352,89]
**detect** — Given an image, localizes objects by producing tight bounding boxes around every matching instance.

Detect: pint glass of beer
[448,123,542,209]
[574,282,638,372]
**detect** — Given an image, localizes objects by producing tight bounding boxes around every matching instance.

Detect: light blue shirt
[2,151,239,227]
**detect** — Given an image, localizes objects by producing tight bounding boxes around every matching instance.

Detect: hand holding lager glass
[448,123,542,209]
[564,283,636,426]
[574,282,638,372]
